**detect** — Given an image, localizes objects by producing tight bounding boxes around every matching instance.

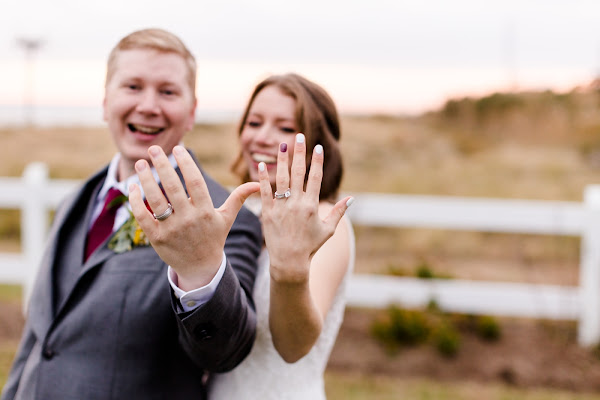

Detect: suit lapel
[28,167,108,339]
[79,236,120,276]
[52,188,101,315]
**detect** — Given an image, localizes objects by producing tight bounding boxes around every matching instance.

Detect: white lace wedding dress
[208,217,355,400]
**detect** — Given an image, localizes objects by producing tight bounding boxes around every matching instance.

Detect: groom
[1,28,261,400]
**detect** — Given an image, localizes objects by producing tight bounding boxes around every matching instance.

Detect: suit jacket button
[198,330,212,341]
[194,323,215,341]
[42,348,55,360]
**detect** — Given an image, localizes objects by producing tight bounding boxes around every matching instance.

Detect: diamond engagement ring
[274,188,291,199]
[153,203,173,221]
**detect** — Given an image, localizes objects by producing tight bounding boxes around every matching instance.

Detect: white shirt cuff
[167,252,227,312]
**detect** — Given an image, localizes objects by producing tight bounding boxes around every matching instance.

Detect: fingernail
[258,162,266,172]
[128,183,137,193]
[149,146,160,157]
[173,146,184,156]
[135,160,147,171]
[296,133,305,144]
[346,197,355,208]
[280,143,287,153]
[315,144,323,155]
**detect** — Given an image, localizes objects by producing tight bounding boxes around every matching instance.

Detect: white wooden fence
[1,163,599,346]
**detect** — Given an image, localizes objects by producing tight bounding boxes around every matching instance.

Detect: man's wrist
[168,252,227,312]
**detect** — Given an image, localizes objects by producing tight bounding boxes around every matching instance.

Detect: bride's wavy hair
[231,73,344,202]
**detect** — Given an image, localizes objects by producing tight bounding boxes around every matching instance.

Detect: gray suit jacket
[1,154,262,400]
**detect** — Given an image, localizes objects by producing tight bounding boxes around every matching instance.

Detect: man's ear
[102,96,108,122]
[186,98,197,131]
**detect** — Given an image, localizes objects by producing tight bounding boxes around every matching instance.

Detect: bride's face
[240,85,298,187]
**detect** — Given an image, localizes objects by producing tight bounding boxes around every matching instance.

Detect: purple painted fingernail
[280,143,287,153]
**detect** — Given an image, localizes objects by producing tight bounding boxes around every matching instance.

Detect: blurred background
[1,0,598,124]
[2,0,600,398]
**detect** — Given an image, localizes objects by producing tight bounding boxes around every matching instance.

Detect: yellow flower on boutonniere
[133,226,146,246]
[107,195,151,254]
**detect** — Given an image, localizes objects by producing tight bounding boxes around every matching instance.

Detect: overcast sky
[1,0,599,120]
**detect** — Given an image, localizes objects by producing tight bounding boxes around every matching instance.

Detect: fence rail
[1,163,600,346]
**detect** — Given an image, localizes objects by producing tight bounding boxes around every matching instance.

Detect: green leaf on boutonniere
[108,210,151,254]
[107,194,129,210]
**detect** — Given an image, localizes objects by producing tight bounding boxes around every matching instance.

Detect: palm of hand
[257,135,349,283]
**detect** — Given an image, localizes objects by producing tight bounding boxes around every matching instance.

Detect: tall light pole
[16,37,43,126]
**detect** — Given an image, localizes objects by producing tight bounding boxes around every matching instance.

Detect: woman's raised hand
[257,133,353,283]
[129,145,259,291]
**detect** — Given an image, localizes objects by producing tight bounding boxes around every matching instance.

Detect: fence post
[578,184,600,346]
[21,162,49,313]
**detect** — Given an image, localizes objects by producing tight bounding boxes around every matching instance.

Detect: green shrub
[426,299,440,312]
[371,306,430,350]
[371,305,502,359]
[414,261,453,280]
[433,323,461,357]
[476,316,501,341]
[387,264,409,277]
[415,262,434,279]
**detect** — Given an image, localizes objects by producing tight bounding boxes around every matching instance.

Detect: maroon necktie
[85,188,124,261]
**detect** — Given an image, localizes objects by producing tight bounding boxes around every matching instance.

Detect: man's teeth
[131,124,162,134]
[252,154,277,164]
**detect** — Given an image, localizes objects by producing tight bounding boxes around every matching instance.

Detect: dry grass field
[2,84,600,397]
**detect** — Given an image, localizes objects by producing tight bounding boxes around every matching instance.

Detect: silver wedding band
[153,203,173,221]
[274,188,291,200]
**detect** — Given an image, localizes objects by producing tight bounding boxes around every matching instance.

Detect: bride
[208,73,355,399]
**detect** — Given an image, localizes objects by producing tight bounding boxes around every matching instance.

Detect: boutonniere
[107,195,151,254]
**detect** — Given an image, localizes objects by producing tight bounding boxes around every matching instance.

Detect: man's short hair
[105,28,197,98]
